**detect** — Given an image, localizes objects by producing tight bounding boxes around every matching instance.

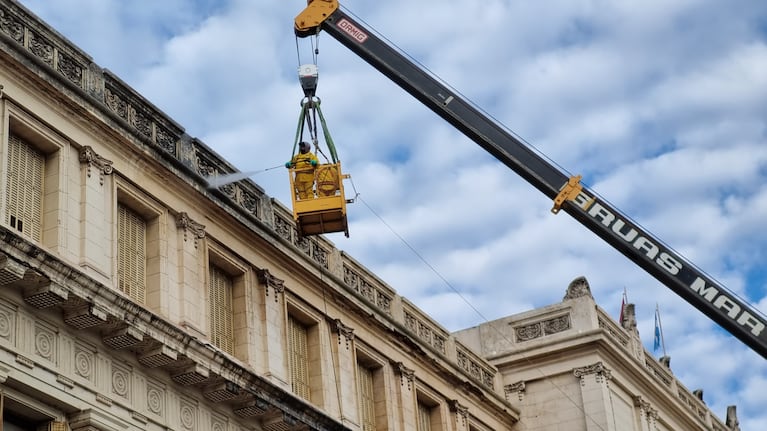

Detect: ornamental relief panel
[0,301,16,346]
[73,343,95,384]
[180,396,198,430]
[34,321,57,365]
[111,362,132,401]
[514,313,571,342]
[146,380,166,418]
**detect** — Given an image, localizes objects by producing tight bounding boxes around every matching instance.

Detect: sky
[19,0,767,428]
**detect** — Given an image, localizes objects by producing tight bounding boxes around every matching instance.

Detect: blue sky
[21,0,767,428]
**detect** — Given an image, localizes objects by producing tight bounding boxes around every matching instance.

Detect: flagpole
[656,303,667,356]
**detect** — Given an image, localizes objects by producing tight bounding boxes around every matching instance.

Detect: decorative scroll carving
[563,276,593,300]
[573,361,612,383]
[0,8,24,43]
[28,31,53,66]
[256,268,285,302]
[633,396,659,427]
[543,315,570,334]
[515,322,542,341]
[331,319,354,350]
[57,51,83,86]
[448,400,469,427]
[514,314,571,342]
[396,362,415,390]
[504,381,526,402]
[573,361,612,379]
[79,146,114,185]
[176,212,206,248]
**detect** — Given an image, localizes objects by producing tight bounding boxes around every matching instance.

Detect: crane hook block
[299,64,319,98]
[551,175,583,214]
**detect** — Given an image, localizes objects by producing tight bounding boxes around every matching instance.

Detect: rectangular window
[5,133,44,241]
[209,264,234,354]
[417,401,433,431]
[117,203,146,304]
[287,315,311,400]
[357,363,376,431]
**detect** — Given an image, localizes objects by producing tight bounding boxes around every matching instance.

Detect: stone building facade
[0,1,741,430]
[0,1,515,430]
[454,277,741,431]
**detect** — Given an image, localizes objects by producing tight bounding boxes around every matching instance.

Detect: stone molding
[331,319,354,350]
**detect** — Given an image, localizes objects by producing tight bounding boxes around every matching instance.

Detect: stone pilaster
[256,269,288,388]
[395,362,416,430]
[449,399,469,431]
[330,319,357,426]
[573,362,615,431]
[78,146,113,275]
[176,212,205,335]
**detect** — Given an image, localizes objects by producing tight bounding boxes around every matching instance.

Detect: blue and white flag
[654,304,666,355]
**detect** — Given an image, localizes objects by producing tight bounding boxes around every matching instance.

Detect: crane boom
[295,1,767,359]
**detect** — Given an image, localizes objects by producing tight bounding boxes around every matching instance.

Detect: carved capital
[449,400,469,427]
[256,268,285,302]
[79,146,113,185]
[504,380,526,402]
[176,212,206,247]
[396,362,415,390]
[573,361,612,383]
[331,319,354,350]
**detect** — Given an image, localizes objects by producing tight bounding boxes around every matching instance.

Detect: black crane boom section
[296,4,767,359]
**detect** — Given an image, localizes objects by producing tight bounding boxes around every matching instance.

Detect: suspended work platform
[289,161,350,237]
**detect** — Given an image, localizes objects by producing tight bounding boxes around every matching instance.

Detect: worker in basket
[285,141,319,200]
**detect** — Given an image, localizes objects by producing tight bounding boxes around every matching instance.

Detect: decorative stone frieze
[79,146,114,185]
[176,212,206,247]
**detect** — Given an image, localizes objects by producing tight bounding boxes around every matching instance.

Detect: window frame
[3,102,66,250]
[285,301,324,406]
[114,178,165,309]
[205,240,250,358]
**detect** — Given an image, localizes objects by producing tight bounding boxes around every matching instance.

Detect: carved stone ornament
[332,319,354,350]
[175,212,206,247]
[448,400,469,427]
[563,276,593,300]
[256,268,285,301]
[573,361,612,382]
[79,145,113,185]
[504,381,526,402]
[396,362,415,390]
